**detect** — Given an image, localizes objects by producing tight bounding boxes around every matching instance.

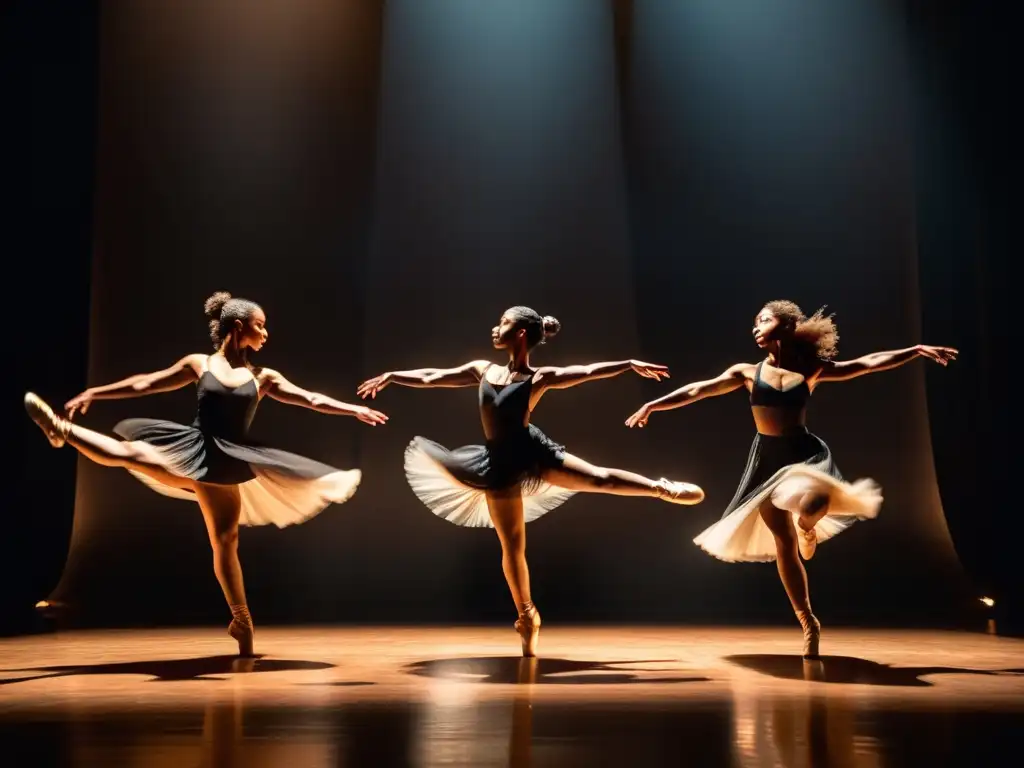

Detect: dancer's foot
[797,610,821,659]
[514,601,541,658]
[654,479,704,505]
[228,604,255,657]
[24,392,70,448]
[798,525,818,561]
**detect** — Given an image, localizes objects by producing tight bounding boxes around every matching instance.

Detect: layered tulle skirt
[403,424,576,528]
[114,418,361,528]
[693,428,882,562]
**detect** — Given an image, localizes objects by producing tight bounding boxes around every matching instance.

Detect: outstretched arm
[625,363,751,427]
[815,344,957,383]
[264,369,388,425]
[533,359,669,393]
[357,360,490,399]
[64,354,205,417]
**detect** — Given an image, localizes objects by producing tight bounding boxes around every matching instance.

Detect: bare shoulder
[528,365,559,385]
[253,366,283,385]
[179,354,208,375]
[469,359,495,381]
[806,360,832,387]
[725,362,758,380]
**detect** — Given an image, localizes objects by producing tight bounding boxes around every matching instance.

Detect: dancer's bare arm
[357,360,491,399]
[625,363,754,428]
[533,360,669,395]
[64,354,206,417]
[263,369,388,425]
[814,344,957,384]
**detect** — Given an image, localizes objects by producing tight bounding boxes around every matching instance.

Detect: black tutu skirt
[692,428,882,562]
[114,418,361,528]
[403,424,576,527]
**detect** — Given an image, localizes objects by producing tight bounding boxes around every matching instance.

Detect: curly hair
[505,306,561,348]
[762,299,839,361]
[203,291,262,349]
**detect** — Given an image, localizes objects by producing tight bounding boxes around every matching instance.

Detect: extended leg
[24,392,191,489]
[542,452,704,504]
[486,490,540,657]
[194,483,253,657]
[760,500,820,658]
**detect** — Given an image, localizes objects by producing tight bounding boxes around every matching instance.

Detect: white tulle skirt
[403,427,577,528]
[114,418,361,528]
[693,429,882,563]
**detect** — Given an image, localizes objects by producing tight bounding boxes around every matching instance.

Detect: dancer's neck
[506,346,532,373]
[217,339,249,369]
[767,342,805,372]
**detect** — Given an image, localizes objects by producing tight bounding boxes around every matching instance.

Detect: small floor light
[980,597,996,635]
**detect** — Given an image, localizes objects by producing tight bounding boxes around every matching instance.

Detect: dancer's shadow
[0,655,335,685]
[726,655,1024,687]
[405,656,708,685]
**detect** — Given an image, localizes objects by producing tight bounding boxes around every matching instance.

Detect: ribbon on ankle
[229,604,253,627]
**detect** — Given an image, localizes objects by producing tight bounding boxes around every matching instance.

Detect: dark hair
[505,306,561,348]
[204,291,262,349]
[762,299,839,361]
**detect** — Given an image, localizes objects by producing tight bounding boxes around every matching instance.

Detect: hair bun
[541,315,561,339]
[204,291,232,319]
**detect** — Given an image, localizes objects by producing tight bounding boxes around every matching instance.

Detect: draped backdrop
[39,0,972,628]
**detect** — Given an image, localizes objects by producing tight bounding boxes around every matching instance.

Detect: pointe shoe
[514,601,541,658]
[24,392,70,448]
[798,525,818,561]
[228,605,255,657]
[654,479,704,505]
[797,611,821,659]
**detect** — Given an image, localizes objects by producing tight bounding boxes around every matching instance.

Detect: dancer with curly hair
[626,300,957,657]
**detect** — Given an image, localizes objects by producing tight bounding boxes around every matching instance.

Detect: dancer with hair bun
[24,291,387,656]
[358,306,703,657]
[626,299,957,658]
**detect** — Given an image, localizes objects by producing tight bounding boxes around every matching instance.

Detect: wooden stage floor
[1,626,1022,766]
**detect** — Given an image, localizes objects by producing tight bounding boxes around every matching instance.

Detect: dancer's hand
[630,361,670,381]
[354,405,389,426]
[916,344,958,366]
[625,402,654,428]
[357,373,391,399]
[64,389,95,419]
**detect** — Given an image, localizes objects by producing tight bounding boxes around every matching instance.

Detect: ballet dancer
[24,291,388,656]
[357,306,703,657]
[625,300,957,657]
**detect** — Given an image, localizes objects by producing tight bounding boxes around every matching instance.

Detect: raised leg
[793,492,831,561]
[760,499,820,658]
[485,490,540,657]
[541,452,704,505]
[193,483,253,657]
[24,392,192,490]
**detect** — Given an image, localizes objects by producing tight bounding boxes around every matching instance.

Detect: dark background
[5,0,1015,636]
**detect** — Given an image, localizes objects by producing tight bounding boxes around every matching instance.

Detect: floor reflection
[732,660,879,768]
[2,658,1021,766]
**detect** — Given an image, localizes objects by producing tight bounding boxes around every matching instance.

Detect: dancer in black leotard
[358,306,703,657]
[24,291,388,656]
[626,300,957,658]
